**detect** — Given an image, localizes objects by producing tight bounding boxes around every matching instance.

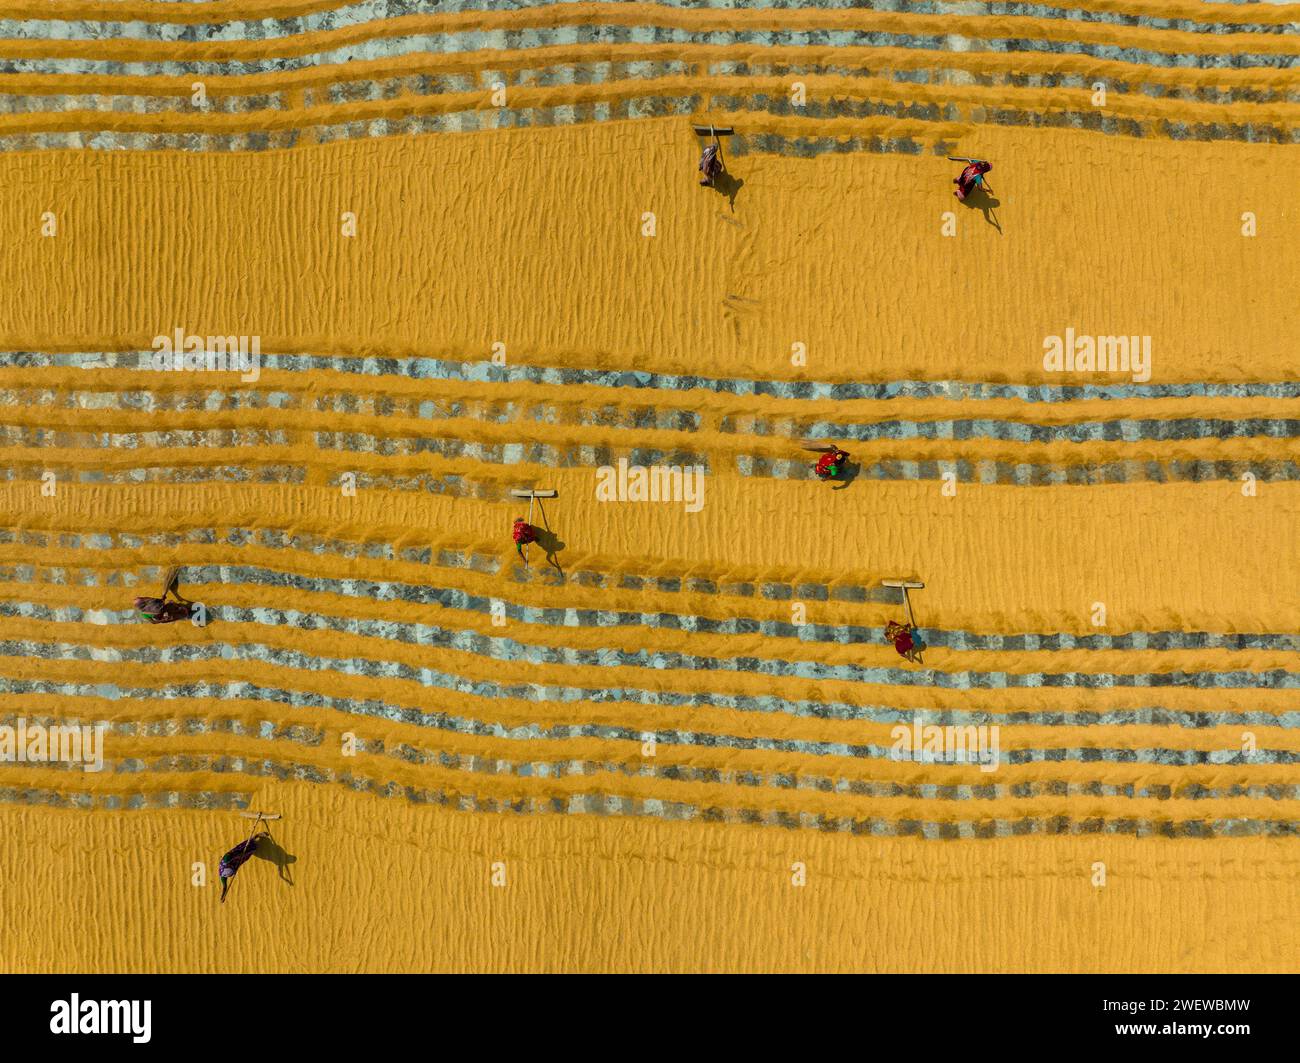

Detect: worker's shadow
[960,188,1002,234]
[253,833,296,887]
[830,460,861,491]
[711,170,744,212]
[533,527,566,579]
[529,498,566,579]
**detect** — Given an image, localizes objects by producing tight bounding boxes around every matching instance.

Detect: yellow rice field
[0,0,1296,972]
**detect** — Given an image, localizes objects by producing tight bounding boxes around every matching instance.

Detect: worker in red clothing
[885,620,923,664]
[512,517,538,562]
[951,157,993,201]
[814,447,850,482]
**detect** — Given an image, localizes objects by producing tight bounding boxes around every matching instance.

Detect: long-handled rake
[510,488,557,564]
[882,578,924,629]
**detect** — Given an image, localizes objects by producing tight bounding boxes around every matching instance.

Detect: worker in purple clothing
[134,564,193,624]
[219,829,267,903]
[699,130,725,186]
